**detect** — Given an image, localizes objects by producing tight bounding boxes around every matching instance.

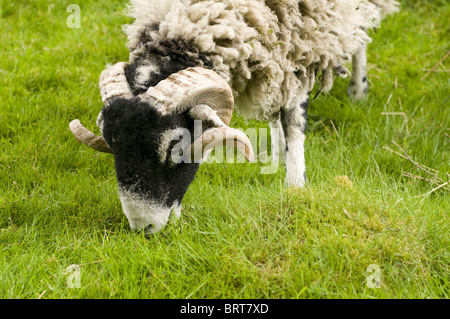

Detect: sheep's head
[70,63,254,234]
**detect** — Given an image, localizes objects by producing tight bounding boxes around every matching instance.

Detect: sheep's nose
[138,224,155,237]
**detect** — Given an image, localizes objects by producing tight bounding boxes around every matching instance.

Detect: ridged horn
[69,119,113,154]
[186,127,255,163]
[145,67,234,126]
[99,62,133,106]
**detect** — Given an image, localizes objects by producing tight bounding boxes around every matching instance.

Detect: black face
[101,22,218,231]
[101,97,200,210]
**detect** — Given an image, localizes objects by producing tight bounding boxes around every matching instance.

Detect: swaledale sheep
[70,0,398,234]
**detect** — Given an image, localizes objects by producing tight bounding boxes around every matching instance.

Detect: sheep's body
[125,0,398,122]
[122,0,398,189]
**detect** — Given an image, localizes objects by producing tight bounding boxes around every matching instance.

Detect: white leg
[348,45,369,100]
[280,91,309,188]
[284,132,306,188]
[269,119,286,164]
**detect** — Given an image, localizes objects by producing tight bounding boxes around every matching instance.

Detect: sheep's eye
[168,139,182,154]
[166,137,186,165]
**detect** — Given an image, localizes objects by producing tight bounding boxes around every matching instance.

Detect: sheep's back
[124,0,396,121]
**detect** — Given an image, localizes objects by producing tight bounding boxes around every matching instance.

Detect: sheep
[70,0,398,234]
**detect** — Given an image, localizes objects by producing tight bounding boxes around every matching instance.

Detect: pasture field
[0,0,448,299]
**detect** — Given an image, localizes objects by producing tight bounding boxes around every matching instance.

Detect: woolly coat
[123,0,398,121]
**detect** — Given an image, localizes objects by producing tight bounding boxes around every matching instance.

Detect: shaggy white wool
[124,0,398,121]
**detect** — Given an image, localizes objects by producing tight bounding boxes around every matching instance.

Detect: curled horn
[146,67,254,162]
[70,62,133,153]
[186,127,255,163]
[99,62,134,106]
[69,119,113,154]
[145,67,234,125]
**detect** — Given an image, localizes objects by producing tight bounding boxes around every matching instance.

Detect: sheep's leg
[269,119,286,163]
[280,91,309,188]
[348,44,369,100]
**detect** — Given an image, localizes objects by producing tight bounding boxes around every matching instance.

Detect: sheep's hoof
[348,86,369,101]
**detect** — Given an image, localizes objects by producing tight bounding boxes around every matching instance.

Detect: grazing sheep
[70,0,398,234]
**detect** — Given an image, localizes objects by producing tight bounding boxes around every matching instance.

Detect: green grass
[0,0,448,299]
